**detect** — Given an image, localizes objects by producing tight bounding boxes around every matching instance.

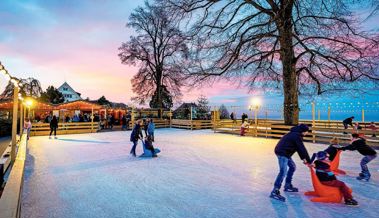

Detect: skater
[241,113,248,123]
[353,122,362,133]
[341,133,377,181]
[49,115,58,139]
[324,137,345,161]
[130,120,143,157]
[368,122,377,137]
[342,116,354,134]
[144,135,158,157]
[121,115,127,130]
[23,118,32,140]
[313,151,358,206]
[143,119,149,137]
[147,118,155,142]
[240,121,249,136]
[270,124,311,202]
[230,112,236,124]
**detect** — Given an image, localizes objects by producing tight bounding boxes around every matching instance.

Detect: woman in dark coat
[49,115,58,139]
[130,120,143,157]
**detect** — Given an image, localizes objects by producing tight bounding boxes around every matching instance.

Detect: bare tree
[118,1,189,114]
[0,77,43,99]
[161,0,379,124]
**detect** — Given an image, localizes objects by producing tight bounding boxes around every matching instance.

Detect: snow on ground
[21,129,379,218]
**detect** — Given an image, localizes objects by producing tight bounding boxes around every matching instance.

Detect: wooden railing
[214,119,379,147]
[30,122,99,136]
[171,119,213,130]
[0,133,27,218]
[153,119,170,128]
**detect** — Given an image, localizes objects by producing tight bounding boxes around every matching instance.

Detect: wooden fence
[171,119,213,130]
[0,133,27,218]
[30,122,99,136]
[214,119,379,147]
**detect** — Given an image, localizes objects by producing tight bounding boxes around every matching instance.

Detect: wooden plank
[0,134,27,218]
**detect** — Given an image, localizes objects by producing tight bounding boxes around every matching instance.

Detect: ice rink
[21,129,379,218]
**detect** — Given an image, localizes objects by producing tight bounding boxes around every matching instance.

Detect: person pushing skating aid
[270,124,311,202]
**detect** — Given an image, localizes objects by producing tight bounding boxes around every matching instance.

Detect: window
[63,87,68,91]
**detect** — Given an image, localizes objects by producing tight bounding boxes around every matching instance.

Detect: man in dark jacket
[342,116,354,134]
[342,133,377,181]
[241,113,248,123]
[270,124,311,202]
[130,120,143,157]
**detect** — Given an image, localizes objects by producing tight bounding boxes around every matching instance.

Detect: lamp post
[25,98,34,119]
[249,97,261,136]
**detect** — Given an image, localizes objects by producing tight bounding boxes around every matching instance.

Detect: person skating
[241,113,248,123]
[342,116,354,134]
[24,118,32,140]
[49,115,58,139]
[341,133,377,181]
[270,124,311,202]
[147,118,155,142]
[144,135,158,157]
[143,119,149,137]
[324,137,345,161]
[130,120,143,157]
[313,151,358,206]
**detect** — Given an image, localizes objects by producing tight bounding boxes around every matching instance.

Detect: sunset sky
[1,0,378,114]
[0,0,249,106]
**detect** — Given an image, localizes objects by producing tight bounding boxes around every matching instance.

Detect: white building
[58,82,82,102]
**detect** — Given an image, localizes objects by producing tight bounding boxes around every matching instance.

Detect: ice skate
[345,199,359,206]
[270,189,286,202]
[284,184,299,192]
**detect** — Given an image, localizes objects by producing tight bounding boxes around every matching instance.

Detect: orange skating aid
[329,150,346,175]
[304,167,352,203]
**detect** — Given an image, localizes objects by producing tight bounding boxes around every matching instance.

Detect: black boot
[270,189,286,202]
[284,184,299,192]
[345,198,359,206]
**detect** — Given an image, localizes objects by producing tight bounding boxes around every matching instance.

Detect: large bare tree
[0,77,43,99]
[161,0,379,124]
[118,1,188,113]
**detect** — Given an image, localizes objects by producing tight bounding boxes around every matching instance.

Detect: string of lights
[0,61,24,101]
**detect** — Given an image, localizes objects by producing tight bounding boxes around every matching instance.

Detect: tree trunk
[278,1,299,125]
[156,70,163,119]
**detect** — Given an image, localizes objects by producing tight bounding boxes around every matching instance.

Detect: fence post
[169,108,172,128]
[312,102,315,143]
[362,108,365,123]
[327,106,331,128]
[19,102,23,135]
[91,106,94,132]
[318,109,320,121]
[265,110,268,138]
[190,106,193,130]
[11,86,19,164]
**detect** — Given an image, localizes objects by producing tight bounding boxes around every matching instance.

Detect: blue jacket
[274,124,311,162]
[147,123,155,134]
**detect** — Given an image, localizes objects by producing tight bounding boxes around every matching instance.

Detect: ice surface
[21,129,379,218]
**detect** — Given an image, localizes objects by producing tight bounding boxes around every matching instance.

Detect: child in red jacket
[314,151,358,206]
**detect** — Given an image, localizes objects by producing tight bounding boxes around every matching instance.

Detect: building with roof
[58,82,82,102]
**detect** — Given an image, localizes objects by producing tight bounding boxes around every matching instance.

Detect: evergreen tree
[218,104,229,119]
[196,95,210,120]
[40,86,65,104]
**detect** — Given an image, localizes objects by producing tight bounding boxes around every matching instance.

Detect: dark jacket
[130,124,143,142]
[343,117,353,125]
[342,138,377,156]
[50,117,58,128]
[324,144,342,161]
[274,125,311,162]
[314,160,337,182]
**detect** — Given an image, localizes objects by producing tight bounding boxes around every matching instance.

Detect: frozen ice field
[21,129,379,218]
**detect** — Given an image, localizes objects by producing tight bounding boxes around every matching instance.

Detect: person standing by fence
[24,118,32,140]
[49,115,58,139]
[342,116,354,134]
